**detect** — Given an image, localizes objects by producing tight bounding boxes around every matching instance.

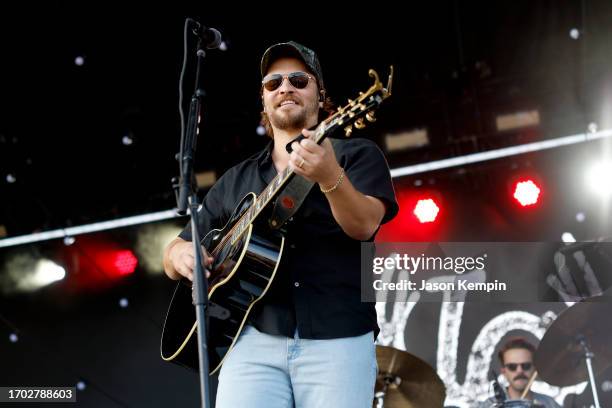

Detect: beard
[268,99,319,132]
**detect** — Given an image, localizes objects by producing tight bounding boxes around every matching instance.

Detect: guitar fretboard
[229,126,327,244]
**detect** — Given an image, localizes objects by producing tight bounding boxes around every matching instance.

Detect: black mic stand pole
[490,369,506,407]
[176,19,216,408]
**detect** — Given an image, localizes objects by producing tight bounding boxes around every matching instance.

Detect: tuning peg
[348,98,355,106]
[344,125,353,137]
[354,118,366,129]
[366,112,377,122]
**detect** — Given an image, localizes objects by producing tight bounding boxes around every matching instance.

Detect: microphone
[189,19,222,49]
[490,369,506,404]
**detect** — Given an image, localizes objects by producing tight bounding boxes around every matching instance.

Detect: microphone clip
[188,18,222,50]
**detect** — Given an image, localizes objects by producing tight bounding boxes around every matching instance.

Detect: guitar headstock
[315,66,393,141]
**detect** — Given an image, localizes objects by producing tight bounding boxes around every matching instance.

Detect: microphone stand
[490,369,506,406]
[578,336,602,408]
[175,18,218,408]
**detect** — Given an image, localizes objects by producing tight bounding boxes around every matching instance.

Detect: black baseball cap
[260,41,325,91]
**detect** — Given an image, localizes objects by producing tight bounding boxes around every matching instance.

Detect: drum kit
[373,345,445,408]
[372,295,612,407]
[533,295,612,408]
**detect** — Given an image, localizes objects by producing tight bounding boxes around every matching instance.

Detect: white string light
[1,128,610,249]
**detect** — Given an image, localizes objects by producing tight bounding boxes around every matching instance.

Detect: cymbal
[535,295,612,386]
[374,345,446,408]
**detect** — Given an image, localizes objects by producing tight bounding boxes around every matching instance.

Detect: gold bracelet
[320,168,345,194]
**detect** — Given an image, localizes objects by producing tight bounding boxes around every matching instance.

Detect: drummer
[477,337,560,408]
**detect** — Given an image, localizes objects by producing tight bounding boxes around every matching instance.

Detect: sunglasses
[504,362,533,372]
[262,71,314,92]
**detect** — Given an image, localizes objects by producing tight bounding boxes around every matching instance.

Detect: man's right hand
[163,238,214,281]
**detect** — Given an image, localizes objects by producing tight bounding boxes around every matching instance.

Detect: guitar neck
[229,125,332,244]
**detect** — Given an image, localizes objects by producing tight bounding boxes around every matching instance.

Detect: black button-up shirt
[179,136,398,339]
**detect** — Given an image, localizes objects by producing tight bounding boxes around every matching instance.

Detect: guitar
[161,67,393,374]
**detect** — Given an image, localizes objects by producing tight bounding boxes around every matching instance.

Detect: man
[163,41,398,407]
[478,337,561,407]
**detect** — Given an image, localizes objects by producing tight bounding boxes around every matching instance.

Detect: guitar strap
[268,138,341,230]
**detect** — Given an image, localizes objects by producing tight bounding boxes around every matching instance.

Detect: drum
[502,400,533,407]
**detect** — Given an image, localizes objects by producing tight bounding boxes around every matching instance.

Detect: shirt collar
[254,140,274,166]
[256,134,305,167]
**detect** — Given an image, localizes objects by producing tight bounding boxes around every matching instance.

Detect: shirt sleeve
[338,138,399,224]
[178,172,231,243]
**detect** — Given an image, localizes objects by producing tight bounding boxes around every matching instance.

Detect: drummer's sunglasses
[262,72,314,92]
[504,362,533,371]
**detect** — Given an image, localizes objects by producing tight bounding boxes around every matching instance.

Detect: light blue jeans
[215,324,377,408]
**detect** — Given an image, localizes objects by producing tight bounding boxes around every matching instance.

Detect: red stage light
[60,236,139,292]
[413,198,440,223]
[513,179,541,207]
[376,189,445,242]
[93,249,138,278]
[112,250,138,275]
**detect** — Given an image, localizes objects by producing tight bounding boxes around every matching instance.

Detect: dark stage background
[1,2,612,407]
